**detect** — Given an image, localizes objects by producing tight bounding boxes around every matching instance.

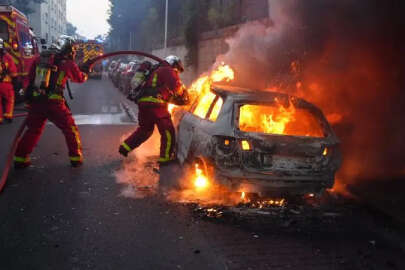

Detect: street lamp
[164,0,168,52]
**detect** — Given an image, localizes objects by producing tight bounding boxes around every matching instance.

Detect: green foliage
[0,0,45,15]
[106,0,243,66]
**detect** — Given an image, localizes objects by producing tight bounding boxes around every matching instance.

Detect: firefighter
[14,36,88,169]
[0,38,18,124]
[119,55,189,165]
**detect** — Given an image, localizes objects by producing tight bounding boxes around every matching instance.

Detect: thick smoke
[115,131,160,198]
[216,0,404,183]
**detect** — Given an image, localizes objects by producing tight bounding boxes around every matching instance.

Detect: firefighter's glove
[173,90,190,106]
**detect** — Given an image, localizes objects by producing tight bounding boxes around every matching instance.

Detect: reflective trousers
[14,100,83,163]
[123,103,175,163]
[0,82,14,123]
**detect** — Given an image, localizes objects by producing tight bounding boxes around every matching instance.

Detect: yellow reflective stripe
[137,96,165,104]
[14,156,29,163]
[4,113,13,118]
[48,94,63,100]
[57,71,65,86]
[36,67,51,88]
[1,76,12,82]
[71,126,82,151]
[70,156,83,162]
[134,73,144,80]
[0,15,16,28]
[162,130,172,162]
[33,91,41,97]
[121,142,132,152]
[152,73,158,87]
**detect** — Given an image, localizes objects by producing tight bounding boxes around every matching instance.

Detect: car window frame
[191,91,223,122]
[234,101,328,138]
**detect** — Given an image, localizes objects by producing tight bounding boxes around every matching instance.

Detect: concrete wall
[152,25,236,85]
[152,36,229,86]
[151,0,272,86]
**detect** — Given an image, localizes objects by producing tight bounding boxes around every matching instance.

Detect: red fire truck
[0,5,40,98]
[75,40,104,79]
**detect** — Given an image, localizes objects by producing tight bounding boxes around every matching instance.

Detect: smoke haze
[216,0,404,183]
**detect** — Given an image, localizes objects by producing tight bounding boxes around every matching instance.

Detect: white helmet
[0,38,4,49]
[165,55,184,72]
[50,35,76,52]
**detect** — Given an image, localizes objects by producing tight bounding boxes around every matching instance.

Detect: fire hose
[85,50,164,71]
[0,51,164,193]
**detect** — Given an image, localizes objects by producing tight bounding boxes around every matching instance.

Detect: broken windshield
[238,102,325,138]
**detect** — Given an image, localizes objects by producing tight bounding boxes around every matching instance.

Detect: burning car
[175,84,342,197]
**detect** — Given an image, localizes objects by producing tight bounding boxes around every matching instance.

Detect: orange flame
[189,64,235,102]
[239,98,324,137]
[194,164,209,190]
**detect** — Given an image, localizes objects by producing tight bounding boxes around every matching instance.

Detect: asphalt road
[0,79,404,270]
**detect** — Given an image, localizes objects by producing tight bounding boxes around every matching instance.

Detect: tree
[0,0,45,15]
[105,0,240,67]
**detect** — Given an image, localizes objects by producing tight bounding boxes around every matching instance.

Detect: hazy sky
[67,0,110,39]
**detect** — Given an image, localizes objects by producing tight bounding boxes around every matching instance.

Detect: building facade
[27,0,67,44]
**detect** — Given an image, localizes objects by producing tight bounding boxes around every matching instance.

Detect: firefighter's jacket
[0,52,17,84]
[28,56,88,101]
[138,61,189,106]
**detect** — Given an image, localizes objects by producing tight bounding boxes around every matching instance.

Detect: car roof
[212,84,295,102]
[211,84,326,117]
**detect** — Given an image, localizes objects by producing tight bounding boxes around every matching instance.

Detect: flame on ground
[194,164,210,190]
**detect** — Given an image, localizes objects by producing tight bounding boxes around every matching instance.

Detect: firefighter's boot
[70,160,83,168]
[119,145,130,157]
[14,159,32,170]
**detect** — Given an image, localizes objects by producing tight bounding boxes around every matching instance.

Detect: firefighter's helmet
[165,55,184,73]
[0,38,4,49]
[50,35,76,57]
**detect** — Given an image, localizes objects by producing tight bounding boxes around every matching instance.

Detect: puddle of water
[72,113,134,125]
[45,112,134,126]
